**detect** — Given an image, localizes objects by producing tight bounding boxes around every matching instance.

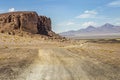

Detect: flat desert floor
[0,33,120,80]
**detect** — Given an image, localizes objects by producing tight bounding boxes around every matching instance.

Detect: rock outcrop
[0,11,55,36]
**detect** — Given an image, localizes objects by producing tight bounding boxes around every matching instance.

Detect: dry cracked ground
[0,33,120,80]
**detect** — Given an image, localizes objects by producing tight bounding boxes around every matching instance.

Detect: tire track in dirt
[51,48,89,80]
[15,48,89,80]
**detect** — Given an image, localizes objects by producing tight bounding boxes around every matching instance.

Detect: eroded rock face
[0,11,53,36]
[37,16,51,35]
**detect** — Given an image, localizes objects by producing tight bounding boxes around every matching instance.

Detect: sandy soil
[0,33,120,80]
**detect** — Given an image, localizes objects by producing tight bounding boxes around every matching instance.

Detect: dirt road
[0,41,120,80]
[16,48,89,80]
[14,46,120,80]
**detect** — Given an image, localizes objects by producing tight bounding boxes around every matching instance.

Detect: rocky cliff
[0,11,55,36]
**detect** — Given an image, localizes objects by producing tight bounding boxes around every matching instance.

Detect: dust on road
[17,48,89,80]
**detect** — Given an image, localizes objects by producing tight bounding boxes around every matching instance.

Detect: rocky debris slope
[0,11,56,37]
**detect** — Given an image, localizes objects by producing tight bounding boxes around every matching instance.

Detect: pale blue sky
[0,0,120,33]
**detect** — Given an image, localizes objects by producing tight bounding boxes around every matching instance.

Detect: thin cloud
[82,21,97,27]
[66,22,75,26]
[0,10,4,13]
[76,10,98,19]
[84,10,98,14]
[8,8,15,12]
[108,0,120,7]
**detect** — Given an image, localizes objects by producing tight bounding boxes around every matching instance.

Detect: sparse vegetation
[0,33,120,80]
[86,39,120,43]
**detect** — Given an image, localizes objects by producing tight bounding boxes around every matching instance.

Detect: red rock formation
[0,11,54,36]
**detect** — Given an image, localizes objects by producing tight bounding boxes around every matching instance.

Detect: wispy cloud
[110,18,120,25]
[108,0,120,7]
[75,10,111,20]
[0,10,4,13]
[76,10,98,19]
[66,22,75,26]
[82,21,97,27]
[8,8,15,12]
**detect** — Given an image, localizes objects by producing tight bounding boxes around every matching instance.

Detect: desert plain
[0,33,120,80]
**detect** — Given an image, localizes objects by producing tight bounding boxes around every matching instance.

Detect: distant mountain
[59,23,120,37]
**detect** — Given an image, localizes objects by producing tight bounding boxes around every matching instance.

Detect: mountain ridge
[60,23,120,37]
